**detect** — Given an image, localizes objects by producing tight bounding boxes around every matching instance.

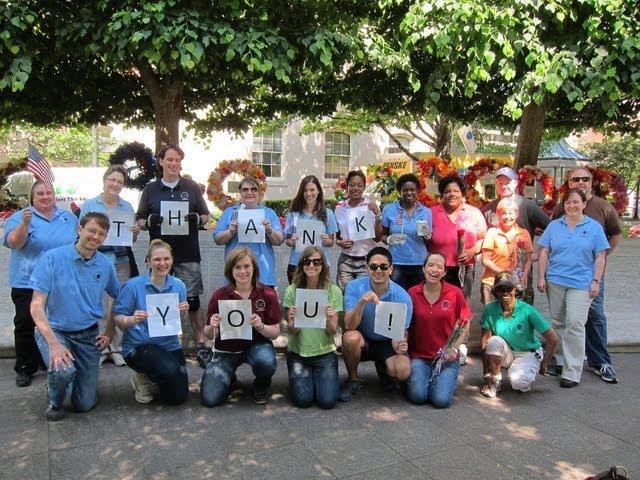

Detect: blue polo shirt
[537,215,609,289]
[284,209,338,266]
[344,276,413,342]
[29,243,120,331]
[213,204,283,286]
[3,207,78,289]
[80,194,136,264]
[113,273,187,357]
[382,201,432,265]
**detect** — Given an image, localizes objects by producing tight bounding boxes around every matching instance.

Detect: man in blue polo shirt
[339,246,413,402]
[30,212,120,421]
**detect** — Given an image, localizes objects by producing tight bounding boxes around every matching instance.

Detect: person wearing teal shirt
[3,180,78,387]
[283,246,342,409]
[30,212,120,421]
[481,271,559,398]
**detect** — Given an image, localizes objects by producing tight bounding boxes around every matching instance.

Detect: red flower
[516,240,526,249]
[457,229,465,239]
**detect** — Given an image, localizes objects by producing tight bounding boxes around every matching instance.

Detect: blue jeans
[586,276,611,367]
[35,325,101,411]
[286,351,339,410]
[200,342,277,407]
[406,358,459,408]
[390,265,425,292]
[125,345,189,405]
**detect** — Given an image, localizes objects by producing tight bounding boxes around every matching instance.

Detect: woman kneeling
[284,247,342,409]
[113,240,190,405]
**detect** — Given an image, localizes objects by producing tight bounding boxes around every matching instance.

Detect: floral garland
[206,159,266,210]
[0,157,28,213]
[108,141,157,190]
[516,165,558,215]
[556,166,628,216]
[462,158,509,209]
[415,157,457,207]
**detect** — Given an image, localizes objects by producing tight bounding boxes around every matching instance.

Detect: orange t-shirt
[481,226,533,285]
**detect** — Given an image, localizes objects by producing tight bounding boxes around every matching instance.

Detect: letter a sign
[146,293,182,337]
[347,206,375,241]
[160,201,189,235]
[238,209,266,243]
[219,299,253,340]
[294,289,328,328]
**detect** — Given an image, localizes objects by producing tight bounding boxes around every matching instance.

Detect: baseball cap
[491,271,519,297]
[495,167,518,180]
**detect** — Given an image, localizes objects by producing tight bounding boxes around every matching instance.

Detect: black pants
[11,288,45,375]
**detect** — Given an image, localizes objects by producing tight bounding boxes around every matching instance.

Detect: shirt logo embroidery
[94,272,102,281]
[580,229,589,237]
[180,191,189,201]
[440,300,451,310]
[255,299,266,311]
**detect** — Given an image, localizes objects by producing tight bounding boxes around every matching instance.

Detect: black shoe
[16,372,33,387]
[560,379,579,388]
[252,389,269,405]
[375,361,395,392]
[548,365,563,377]
[45,405,64,421]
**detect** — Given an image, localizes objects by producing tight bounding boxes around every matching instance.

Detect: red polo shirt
[408,281,472,360]
[207,283,281,353]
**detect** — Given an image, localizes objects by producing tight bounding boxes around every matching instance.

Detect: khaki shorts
[172,261,204,296]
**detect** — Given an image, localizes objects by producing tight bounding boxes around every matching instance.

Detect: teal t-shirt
[283,283,343,357]
[481,299,550,351]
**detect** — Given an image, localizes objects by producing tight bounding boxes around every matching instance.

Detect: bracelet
[258,323,265,331]
[591,279,600,284]
[374,214,382,221]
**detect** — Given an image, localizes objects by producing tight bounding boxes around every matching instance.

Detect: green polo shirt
[481,299,550,351]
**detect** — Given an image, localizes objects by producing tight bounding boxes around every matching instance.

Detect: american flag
[27,145,55,187]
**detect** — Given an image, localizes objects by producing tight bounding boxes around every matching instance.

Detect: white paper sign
[219,299,253,340]
[346,206,375,241]
[146,293,181,337]
[294,289,328,329]
[103,212,134,247]
[238,209,265,243]
[160,201,189,235]
[295,219,325,252]
[374,301,407,340]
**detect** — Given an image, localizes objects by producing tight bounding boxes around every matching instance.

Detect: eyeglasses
[240,187,259,193]
[302,258,323,266]
[368,263,390,271]
[570,176,591,183]
[105,177,125,185]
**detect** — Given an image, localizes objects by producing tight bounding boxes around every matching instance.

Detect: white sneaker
[111,353,126,367]
[131,373,154,404]
[458,344,468,365]
[481,374,501,398]
[99,354,108,367]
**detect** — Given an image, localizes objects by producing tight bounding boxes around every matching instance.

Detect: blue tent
[538,138,590,161]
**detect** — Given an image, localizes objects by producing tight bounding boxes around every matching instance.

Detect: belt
[57,323,99,335]
[344,254,366,261]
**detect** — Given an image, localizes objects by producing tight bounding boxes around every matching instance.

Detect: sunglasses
[302,258,323,266]
[240,187,259,193]
[570,176,591,183]
[368,263,390,271]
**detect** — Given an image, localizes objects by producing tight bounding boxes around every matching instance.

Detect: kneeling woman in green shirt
[284,246,342,409]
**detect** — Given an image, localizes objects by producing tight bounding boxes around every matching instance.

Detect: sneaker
[481,374,500,398]
[375,362,395,392]
[560,378,579,388]
[252,388,270,405]
[45,405,65,421]
[594,364,618,384]
[131,373,154,404]
[111,353,126,367]
[338,379,362,402]
[458,344,468,366]
[548,364,563,377]
[16,372,33,387]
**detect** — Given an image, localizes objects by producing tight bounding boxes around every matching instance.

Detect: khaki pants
[546,281,591,382]
[485,336,542,391]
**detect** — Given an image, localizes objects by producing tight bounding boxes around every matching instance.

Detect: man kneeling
[339,246,412,402]
[480,271,558,398]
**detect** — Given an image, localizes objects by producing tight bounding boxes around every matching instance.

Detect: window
[324,132,350,179]
[388,135,411,154]
[252,129,282,178]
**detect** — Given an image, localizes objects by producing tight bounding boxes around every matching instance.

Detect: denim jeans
[125,345,189,405]
[390,265,425,292]
[286,351,339,410]
[201,342,277,407]
[406,358,460,408]
[586,276,611,367]
[35,325,101,411]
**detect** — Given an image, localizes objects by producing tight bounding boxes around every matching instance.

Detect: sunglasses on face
[368,263,390,271]
[241,187,259,193]
[302,258,323,266]
[570,176,591,183]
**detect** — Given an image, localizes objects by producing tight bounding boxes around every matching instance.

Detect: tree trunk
[634,179,639,220]
[514,101,547,169]
[136,60,183,152]
[432,116,452,161]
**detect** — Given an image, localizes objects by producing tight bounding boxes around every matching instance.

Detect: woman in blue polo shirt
[81,164,140,367]
[284,175,338,283]
[3,180,79,388]
[113,239,190,404]
[382,173,432,291]
[537,188,609,388]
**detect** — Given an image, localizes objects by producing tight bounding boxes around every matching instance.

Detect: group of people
[2,144,621,421]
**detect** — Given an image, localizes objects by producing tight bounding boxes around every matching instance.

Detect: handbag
[586,466,630,480]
